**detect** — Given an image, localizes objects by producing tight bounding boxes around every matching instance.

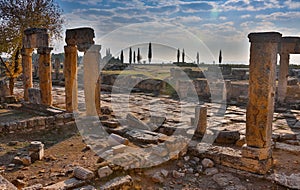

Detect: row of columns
[22,46,53,106]
[22,28,53,106]
[21,27,101,116]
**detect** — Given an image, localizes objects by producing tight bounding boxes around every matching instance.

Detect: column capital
[21,47,34,56]
[64,45,78,53]
[248,32,282,43]
[37,47,53,54]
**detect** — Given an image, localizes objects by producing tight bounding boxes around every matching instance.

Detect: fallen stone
[287,77,298,86]
[201,158,214,168]
[0,174,18,190]
[275,142,300,153]
[149,115,166,129]
[73,185,96,190]
[215,130,240,144]
[292,121,300,129]
[98,166,113,179]
[43,178,85,190]
[12,156,23,165]
[212,173,241,187]
[235,135,246,147]
[278,133,297,141]
[151,172,164,183]
[101,106,112,115]
[172,170,185,178]
[225,185,247,190]
[107,133,129,146]
[160,169,169,177]
[12,179,26,189]
[8,141,18,146]
[124,129,168,144]
[112,144,127,154]
[101,121,119,129]
[152,145,168,157]
[100,175,133,190]
[204,167,219,176]
[126,113,151,131]
[21,156,32,166]
[270,173,300,189]
[73,166,94,180]
[21,183,43,190]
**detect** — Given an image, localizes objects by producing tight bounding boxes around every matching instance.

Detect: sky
[54,0,300,64]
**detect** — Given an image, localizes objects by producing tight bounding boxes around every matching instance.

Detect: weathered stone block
[43,178,85,190]
[100,175,133,190]
[23,28,49,48]
[65,27,95,51]
[28,88,41,104]
[242,145,272,160]
[0,174,18,190]
[98,166,113,179]
[73,166,94,180]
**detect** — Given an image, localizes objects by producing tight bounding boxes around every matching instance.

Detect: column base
[242,145,272,160]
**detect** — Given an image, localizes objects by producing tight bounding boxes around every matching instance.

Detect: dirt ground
[0,124,293,189]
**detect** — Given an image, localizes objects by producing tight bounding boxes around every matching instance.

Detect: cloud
[241,14,251,19]
[256,11,300,21]
[284,0,300,9]
[180,2,213,13]
[221,0,283,11]
[219,16,227,20]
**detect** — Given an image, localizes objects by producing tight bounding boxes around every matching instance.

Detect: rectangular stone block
[43,178,85,190]
[28,88,41,104]
[242,145,272,160]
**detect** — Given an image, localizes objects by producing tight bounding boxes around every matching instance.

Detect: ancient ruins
[0,28,299,189]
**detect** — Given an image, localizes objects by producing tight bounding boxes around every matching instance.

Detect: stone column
[64,45,78,112]
[277,53,289,103]
[243,32,281,162]
[194,105,207,137]
[83,45,101,116]
[54,57,60,80]
[21,48,34,101]
[277,37,300,104]
[37,47,53,106]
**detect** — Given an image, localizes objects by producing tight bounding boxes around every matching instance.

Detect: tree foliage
[148,42,152,64]
[129,47,132,64]
[0,0,64,55]
[182,49,185,63]
[0,0,64,94]
[120,50,124,63]
[219,49,222,64]
[137,48,142,63]
[177,48,180,63]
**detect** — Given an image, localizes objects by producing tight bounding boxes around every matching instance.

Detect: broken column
[28,141,44,162]
[243,32,281,173]
[21,48,34,101]
[278,37,300,104]
[83,44,101,116]
[194,105,207,137]
[38,47,53,106]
